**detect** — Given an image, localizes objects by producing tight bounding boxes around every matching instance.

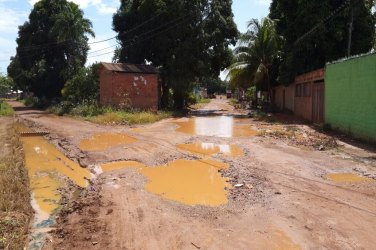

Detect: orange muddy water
[79,132,137,151]
[101,159,229,206]
[174,116,257,138]
[20,128,91,222]
[326,173,374,183]
[177,142,243,157]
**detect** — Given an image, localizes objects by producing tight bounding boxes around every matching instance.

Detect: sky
[0,0,271,74]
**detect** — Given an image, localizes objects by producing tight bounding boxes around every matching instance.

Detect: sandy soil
[7,100,376,250]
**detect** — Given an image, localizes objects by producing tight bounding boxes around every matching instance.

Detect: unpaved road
[7,100,376,249]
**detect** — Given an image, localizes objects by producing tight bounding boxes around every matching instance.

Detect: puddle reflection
[174,116,257,138]
[177,142,243,157]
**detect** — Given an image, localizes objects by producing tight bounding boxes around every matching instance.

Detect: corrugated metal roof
[101,62,158,74]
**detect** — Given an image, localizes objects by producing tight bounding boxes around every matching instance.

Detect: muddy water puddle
[174,116,257,138]
[177,142,243,157]
[326,173,374,183]
[18,124,91,249]
[79,132,137,151]
[101,159,229,206]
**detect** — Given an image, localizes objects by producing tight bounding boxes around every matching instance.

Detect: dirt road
[8,100,376,249]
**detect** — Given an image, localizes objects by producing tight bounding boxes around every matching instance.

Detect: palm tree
[227,18,279,107]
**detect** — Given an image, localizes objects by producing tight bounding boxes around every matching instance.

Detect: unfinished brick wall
[99,69,159,110]
[294,69,324,122]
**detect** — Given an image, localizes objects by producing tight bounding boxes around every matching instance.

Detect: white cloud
[0,5,27,33]
[29,0,118,15]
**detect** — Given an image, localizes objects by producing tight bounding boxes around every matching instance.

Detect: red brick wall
[99,69,159,110]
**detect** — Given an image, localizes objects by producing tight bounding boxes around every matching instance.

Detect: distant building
[98,62,159,110]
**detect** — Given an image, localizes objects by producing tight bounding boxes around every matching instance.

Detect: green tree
[227,18,280,106]
[7,0,94,100]
[270,0,375,83]
[62,64,100,104]
[113,0,238,108]
[0,74,14,96]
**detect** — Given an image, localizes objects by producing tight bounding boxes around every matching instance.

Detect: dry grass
[0,122,32,249]
[90,111,172,125]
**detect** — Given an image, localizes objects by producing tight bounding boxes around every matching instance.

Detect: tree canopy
[113,0,238,108]
[7,0,94,99]
[227,18,280,104]
[270,0,375,83]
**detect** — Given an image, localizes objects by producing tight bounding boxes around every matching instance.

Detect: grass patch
[0,122,32,249]
[197,98,210,104]
[89,111,172,125]
[49,102,174,125]
[0,101,14,116]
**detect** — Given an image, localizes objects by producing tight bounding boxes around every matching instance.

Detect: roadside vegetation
[0,102,14,116]
[0,122,32,249]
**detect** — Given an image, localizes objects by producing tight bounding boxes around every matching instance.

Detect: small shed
[99,62,159,110]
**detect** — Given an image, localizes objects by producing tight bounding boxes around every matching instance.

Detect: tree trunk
[160,82,170,109]
[173,89,184,110]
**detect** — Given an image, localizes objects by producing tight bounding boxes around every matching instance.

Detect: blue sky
[0,0,270,74]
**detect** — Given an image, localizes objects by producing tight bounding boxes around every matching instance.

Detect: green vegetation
[62,64,100,104]
[49,103,173,125]
[90,110,172,125]
[8,0,94,100]
[0,102,14,116]
[269,0,375,83]
[0,123,32,249]
[0,74,14,96]
[113,0,238,108]
[227,18,280,106]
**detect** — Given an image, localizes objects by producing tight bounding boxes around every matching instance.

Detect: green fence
[325,53,376,142]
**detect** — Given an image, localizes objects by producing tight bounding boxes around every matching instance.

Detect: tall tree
[7,0,94,99]
[113,0,238,108]
[227,18,280,105]
[270,0,375,83]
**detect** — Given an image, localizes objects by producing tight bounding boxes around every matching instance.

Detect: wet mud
[18,124,91,249]
[79,132,137,151]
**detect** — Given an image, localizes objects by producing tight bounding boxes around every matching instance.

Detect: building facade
[99,63,159,110]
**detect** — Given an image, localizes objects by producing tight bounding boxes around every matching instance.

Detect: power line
[88,14,195,59]
[294,0,351,46]
[13,12,164,53]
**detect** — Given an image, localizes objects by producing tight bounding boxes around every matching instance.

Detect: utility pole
[347,2,353,57]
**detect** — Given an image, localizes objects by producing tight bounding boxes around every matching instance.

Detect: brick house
[99,62,159,110]
[274,68,325,123]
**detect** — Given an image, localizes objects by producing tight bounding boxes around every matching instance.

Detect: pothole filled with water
[18,124,91,249]
[101,159,230,206]
[79,132,137,151]
[177,142,243,157]
[325,173,374,183]
[174,116,257,138]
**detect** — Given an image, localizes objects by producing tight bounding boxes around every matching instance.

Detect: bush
[62,64,100,104]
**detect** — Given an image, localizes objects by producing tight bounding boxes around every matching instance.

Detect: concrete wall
[99,69,159,110]
[325,53,376,142]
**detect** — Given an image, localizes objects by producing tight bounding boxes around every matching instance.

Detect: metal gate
[312,81,325,123]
